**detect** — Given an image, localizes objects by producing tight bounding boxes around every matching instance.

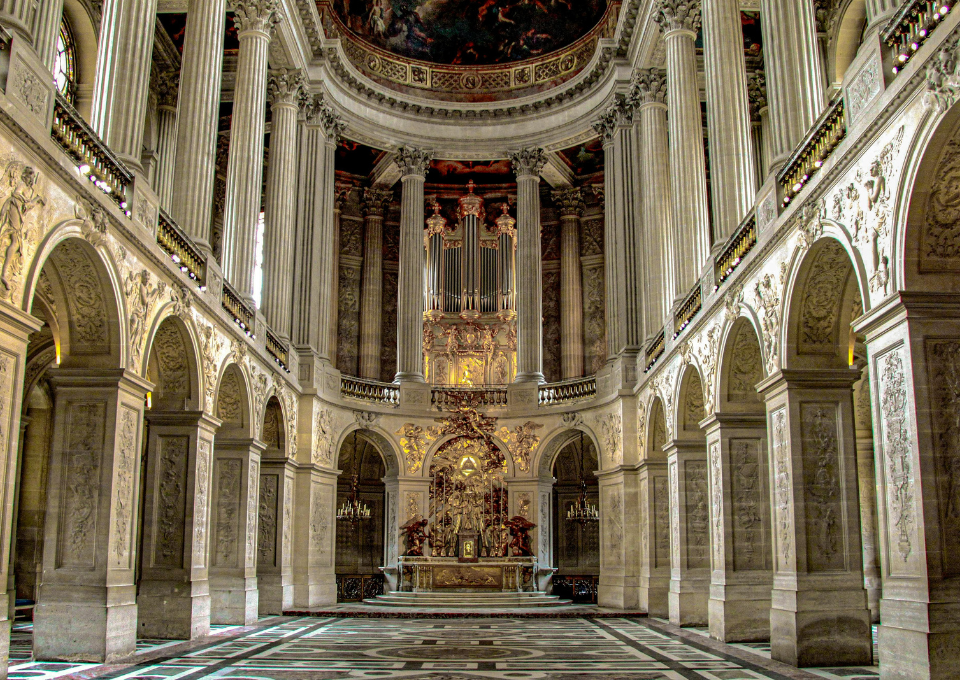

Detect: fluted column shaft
[222,1,279,304]
[634,70,673,334]
[262,70,304,341]
[329,186,349,363]
[600,134,621,362]
[91,0,159,173]
[359,188,391,379]
[33,0,64,70]
[395,148,432,383]
[511,149,546,384]
[153,71,180,209]
[554,189,585,379]
[171,0,226,248]
[702,0,757,241]
[659,5,710,297]
[0,0,36,42]
[760,0,825,166]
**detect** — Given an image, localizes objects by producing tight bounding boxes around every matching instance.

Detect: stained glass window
[53,19,77,103]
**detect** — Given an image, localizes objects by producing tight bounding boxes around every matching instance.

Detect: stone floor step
[364,591,573,608]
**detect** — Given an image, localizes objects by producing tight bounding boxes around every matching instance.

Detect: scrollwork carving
[596,413,623,466]
[880,349,914,563]
[496,421,543,474]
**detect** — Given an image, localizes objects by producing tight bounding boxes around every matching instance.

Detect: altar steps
[364,591,572,608]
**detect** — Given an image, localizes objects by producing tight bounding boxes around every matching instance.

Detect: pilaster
[637,460,670,616]
[152,70,179,210]
[291,464,339,607]
[257,458,296,614]
[359,187,392,379]
[666,439,710,626]
[597,466,640,609]
[553,188,585,379]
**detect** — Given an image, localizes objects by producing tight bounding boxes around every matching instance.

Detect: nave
[7,615,880,680]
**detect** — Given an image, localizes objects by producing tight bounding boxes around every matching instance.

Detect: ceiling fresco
[557,138,603,177]
[157,12,240,55]
[426,159,515,184]
[328,0,607,65]
[336,140,388,177]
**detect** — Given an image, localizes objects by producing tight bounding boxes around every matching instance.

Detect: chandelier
[337,473,372,523]
[565,432,598,525]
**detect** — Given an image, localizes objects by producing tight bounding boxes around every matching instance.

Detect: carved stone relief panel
[582,263,606,375]
[245,461,259,566]
[214,459,242,568]
[654,475,670,568]
[0,159,47,305]
[155,435,188,568]
[282,476,293,565]
[921,136,960,271]
[113,406,139,568]
[580,218,604,257]
[683,372,706,431]
[800,403,845,572]
[798,240,851,354]
[730,439,765,571]
[772,408,793,571]
[193,440,211,567]
[728,325,763,404]
[258,473,279,568]
[406,491,421,521]
[685,461,709,569]
[926,339,960,576]
[58,402,105,568]
[542,269,561,383]
[151,322,190,401]
[217,369,244,427]
[709,442,724,569]
[669,461,680,570]
[517,492,531,519]
[311,484,333,567]
[49,241,109,354]
[336,264,362,376]
[340,217,363,257]
[604,485,624,568]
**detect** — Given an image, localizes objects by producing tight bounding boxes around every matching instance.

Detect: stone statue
[0,163,44,292]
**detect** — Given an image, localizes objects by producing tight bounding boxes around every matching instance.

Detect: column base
[292,578,337,609]
[598,577,640,609]
[394,372,425,383]
[878,624,960,680]
[770,590,872,667]
[258,573,294,615]
[669,575,709,627]
[137,579,211,640]
[708,581,772,642]
[210,576,259,626]
[639,576,670,618]
[34,601,137,662]
[513,372,545,384]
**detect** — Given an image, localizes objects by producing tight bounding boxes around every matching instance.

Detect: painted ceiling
[328,0,607,65]
[157,13,240,55]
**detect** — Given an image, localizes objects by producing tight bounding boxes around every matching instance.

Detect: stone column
[637,461,670,617]
[510,148,547,384]
[702,0,757,241]
[759,369,872,667]
[0,0,36,43]
[748,72,773,182]
[261,69,305,341]
[257,459,296,614]
[291,466,338,607]
[91,0,159,173]
[760,0,825,167]
[33,369,150,662]
[553,188,585,379]
[33,0,64,70]
[657,1,710,297]
[221,0,281,304]
[852,374,881,623]
[137,412,218,640]
[171,0,227,249]
[633,70,673,333]
[0,307,42,677]
[702,413,773,642]
[209,438,264,625]
[329,184,351,366]
[598,128,621,364]
[153,70,180,209]
[359,187,392,379]
[292,97,343,382]
[666,441,711,626]
[394,147,432,383]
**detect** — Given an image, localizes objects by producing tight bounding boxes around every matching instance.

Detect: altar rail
[432,386,508,409]
[884,0,952,75]
[538,377,597,406]
[341,376,401,406]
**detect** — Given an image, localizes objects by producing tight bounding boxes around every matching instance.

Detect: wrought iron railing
[884,0,952,75]
[51,93,132,214]
[341,376,400,406]
[336,574,385,602]
[645,330,666,373]
[265,329,290,372]
[778,95,846,207]
[715,212,758,290]
[538,377,597,406]
[157,209,206,288]
[674,282,703,338]
[552,575,599,604]
[221,281,255,337]
[432,386,509,409]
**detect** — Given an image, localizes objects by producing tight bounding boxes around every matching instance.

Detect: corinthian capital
[153,69,180,109]
[552,188,585,218]
[268,69,306,107]
[303,94,344,141]
[233,0,282,35]
[395,147,434,177]
[631,69,667,106]
[509,148,546,178]
[655,0,701,34]
[362,187,393,217]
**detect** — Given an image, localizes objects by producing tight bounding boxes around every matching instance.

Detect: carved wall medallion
[728,324,763,403]
[50,240,109,352]
[798,240,850,353]
[217,368,244,426]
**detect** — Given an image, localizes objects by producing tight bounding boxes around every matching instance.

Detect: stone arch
[334,423,402,478]
[216,363,253,438]
[646,396,668,459]
[144,315,201,412]
[675,364,707,437]
[535,425,603,481]
[261,396,285,458]
[783,236,863,370]
[717,317,765,413]
[424,433,516,479]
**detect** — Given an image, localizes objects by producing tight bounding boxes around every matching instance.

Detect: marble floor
[8,616,882,680]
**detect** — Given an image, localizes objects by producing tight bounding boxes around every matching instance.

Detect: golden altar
[397,556,539,593]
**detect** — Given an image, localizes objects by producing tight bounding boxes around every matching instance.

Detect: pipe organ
[424,181,518,386]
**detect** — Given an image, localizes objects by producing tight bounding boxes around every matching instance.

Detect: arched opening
[551,432,599,604]
[335,431,386,602]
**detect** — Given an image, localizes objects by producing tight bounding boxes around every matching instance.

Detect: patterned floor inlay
[7,616,883,680]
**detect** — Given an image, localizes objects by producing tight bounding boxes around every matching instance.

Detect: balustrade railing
[157,209,206,288]
[265,329,290,372]
[778,95,846,207]
[645,330,666,373]
[715,212,758,290]
[51,93,132,214]
[674,282,703,338]
[222,281,255,336]
[885,0,952,75]
[341,376,400,406]
[432,386,509,409]
[538,377,597,406]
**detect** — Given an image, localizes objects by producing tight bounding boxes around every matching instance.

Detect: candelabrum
[337,475,372,523]
[566,483,599,525]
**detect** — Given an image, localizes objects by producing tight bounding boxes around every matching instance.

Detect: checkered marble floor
[8,616,879,680]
